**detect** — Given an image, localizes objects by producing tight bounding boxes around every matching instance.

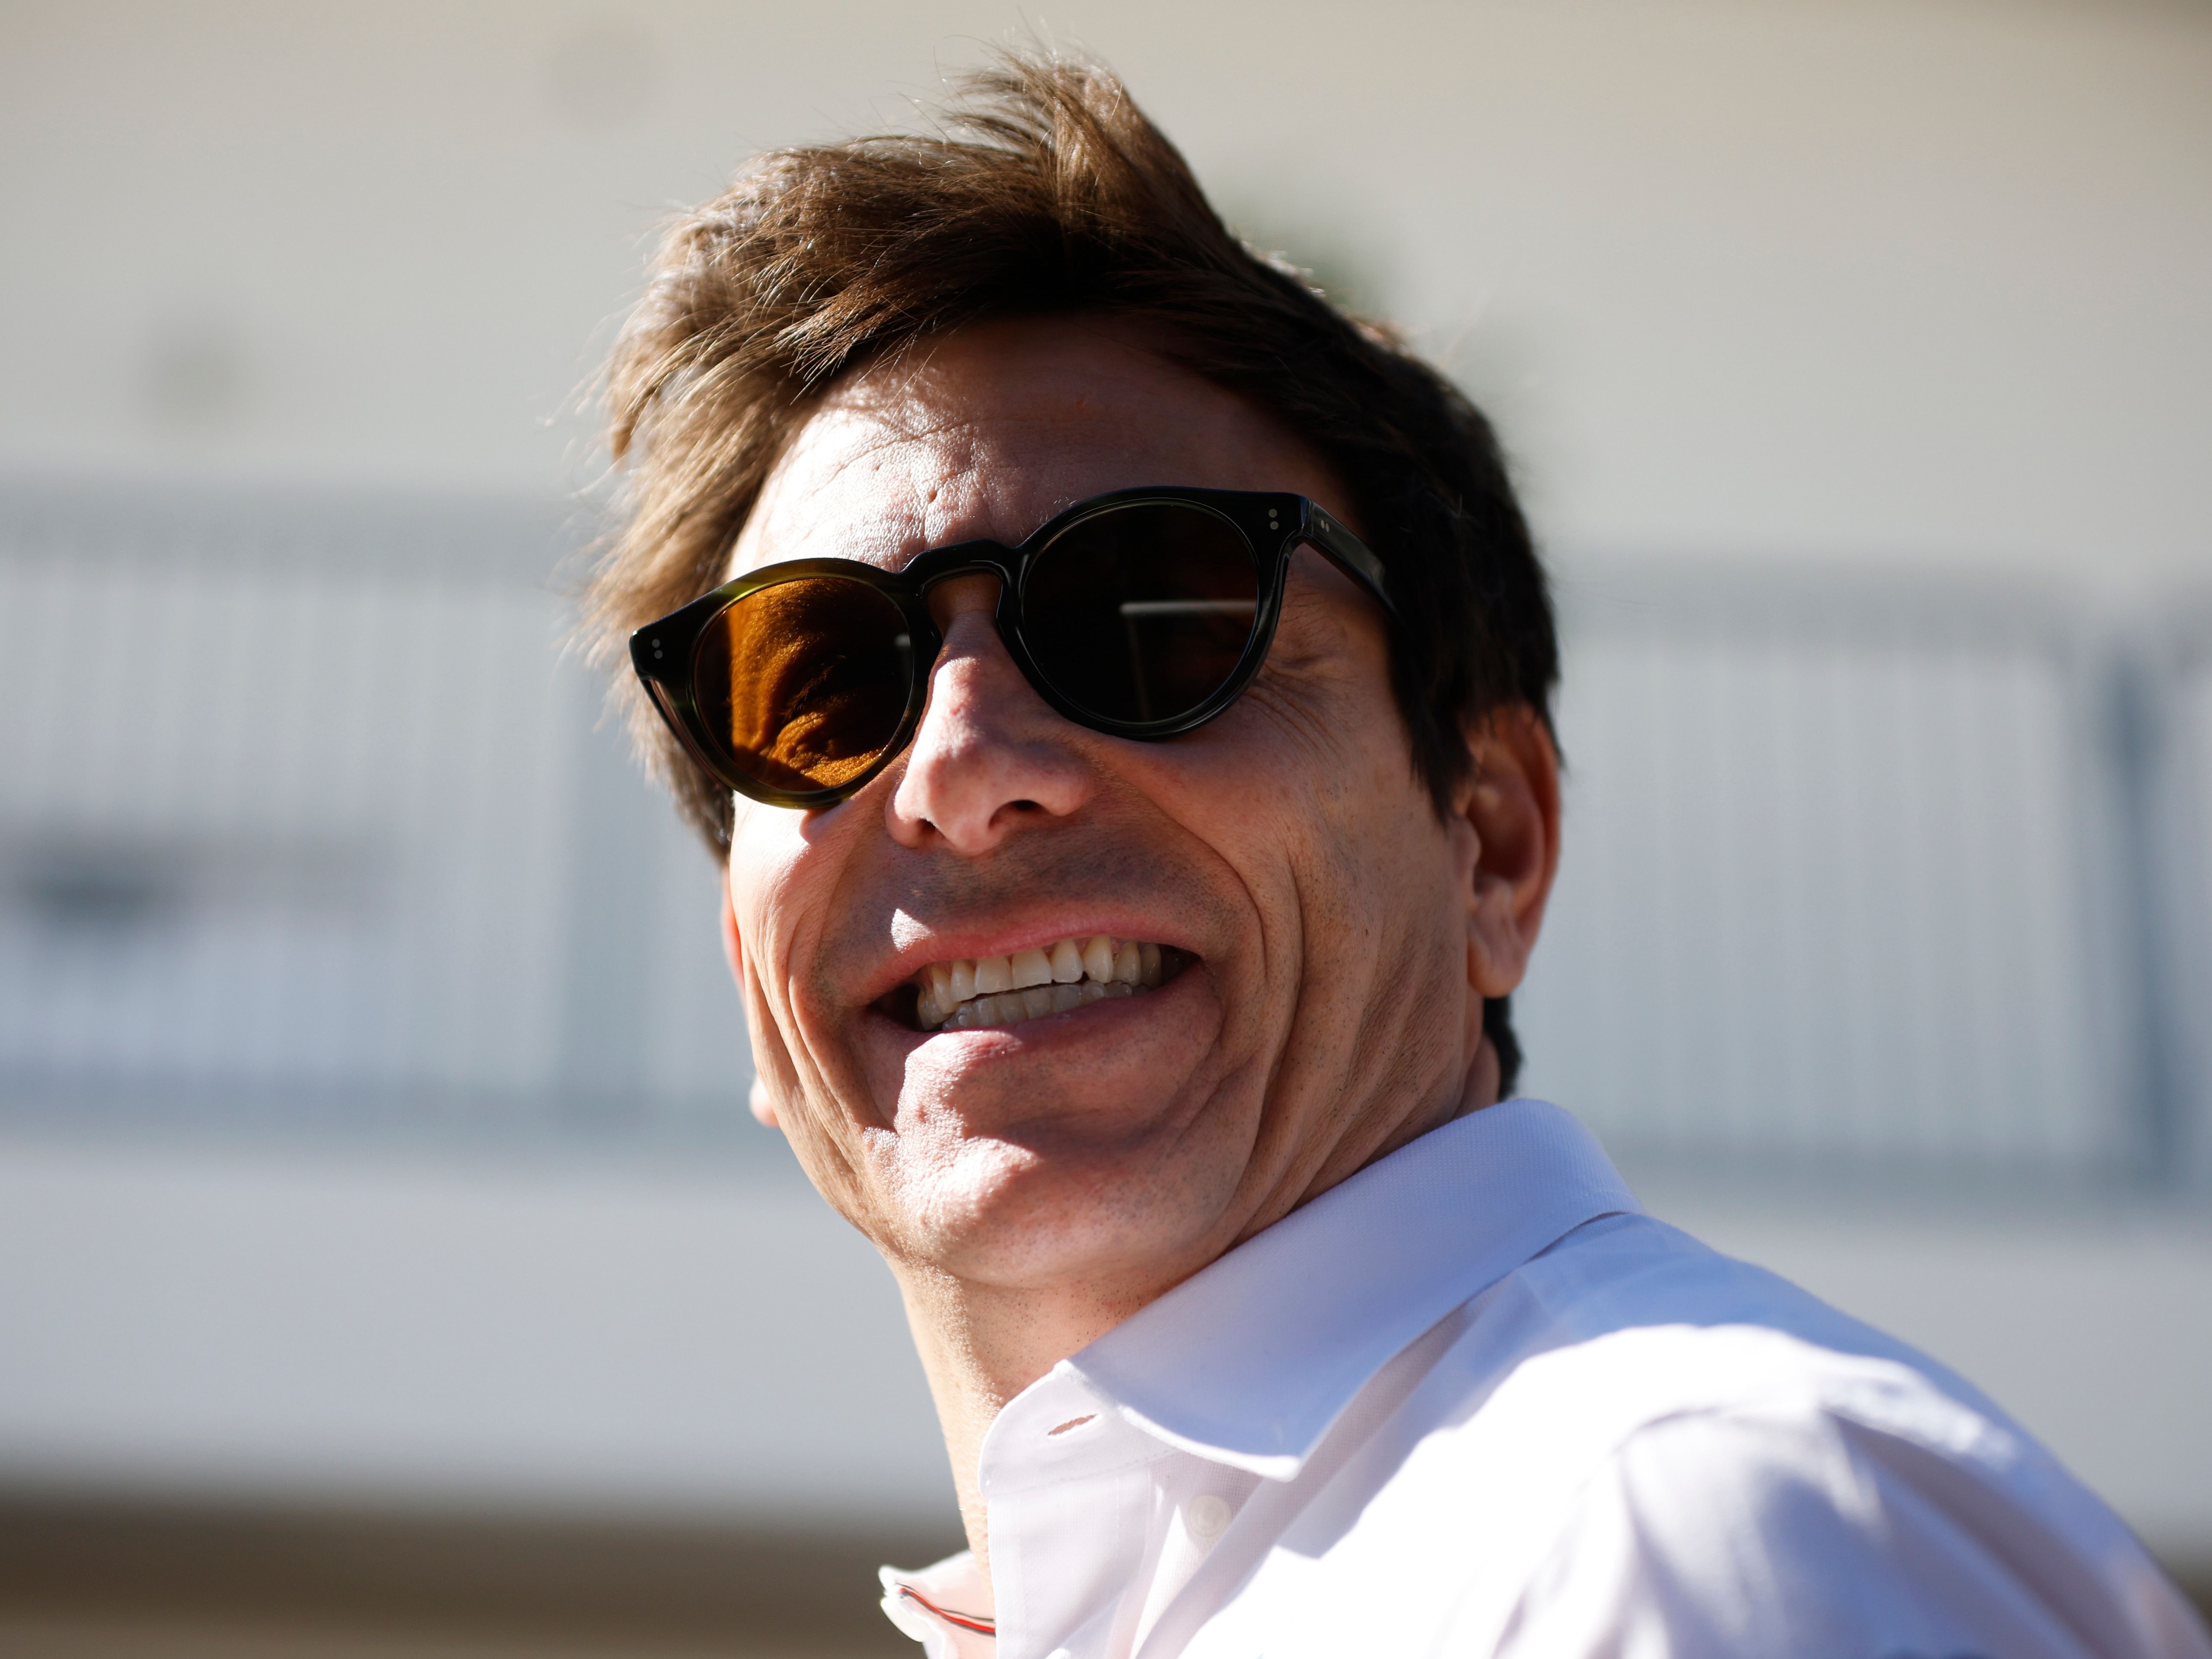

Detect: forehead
[729,315,1342,575]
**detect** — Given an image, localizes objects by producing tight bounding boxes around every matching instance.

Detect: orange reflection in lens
[703,577,912,793]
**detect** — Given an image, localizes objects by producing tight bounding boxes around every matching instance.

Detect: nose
[887,573,1096,854]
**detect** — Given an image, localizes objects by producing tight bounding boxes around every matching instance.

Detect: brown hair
[591,53,1557,1091]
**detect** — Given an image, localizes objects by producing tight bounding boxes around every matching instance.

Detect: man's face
[722,316,1505,1306]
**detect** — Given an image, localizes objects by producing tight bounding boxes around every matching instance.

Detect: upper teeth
[915,935,1167,1031]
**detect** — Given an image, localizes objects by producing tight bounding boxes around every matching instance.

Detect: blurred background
[2,1,2209,1653]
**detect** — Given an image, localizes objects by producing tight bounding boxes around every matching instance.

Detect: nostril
[1010,799,1041,813]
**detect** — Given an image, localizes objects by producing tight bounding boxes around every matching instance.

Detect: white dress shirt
[881,1099,2209,1659]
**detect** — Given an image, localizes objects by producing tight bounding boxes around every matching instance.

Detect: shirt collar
[1055,1097,1640,1480]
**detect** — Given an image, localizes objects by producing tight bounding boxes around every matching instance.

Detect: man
[591,56,2208,1659]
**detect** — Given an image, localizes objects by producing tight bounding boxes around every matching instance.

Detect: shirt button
[1185,1493,1233,1542]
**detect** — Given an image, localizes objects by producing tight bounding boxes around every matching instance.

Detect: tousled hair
[591,53,1557,1092]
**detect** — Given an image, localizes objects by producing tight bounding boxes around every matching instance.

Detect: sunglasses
[629,485,1391,809]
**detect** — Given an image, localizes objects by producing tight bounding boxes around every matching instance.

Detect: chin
[866,1108,1246,1297]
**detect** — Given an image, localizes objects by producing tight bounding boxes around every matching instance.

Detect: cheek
[1202,665,1421,856]
[1216,595,1408,810]
[725,811,832,1024]
[1135,686,1436,993]
[723,814,875,1160]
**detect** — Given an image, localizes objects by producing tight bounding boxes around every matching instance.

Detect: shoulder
[1482,1387,2206,1659]
[1399,1212,2017,1476]
[1451,1210,2015,1436]
[1293,1216,2206,1657]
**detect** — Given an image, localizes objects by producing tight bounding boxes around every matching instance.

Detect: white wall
[2,1,2207,578]
[0,1137,956,1528]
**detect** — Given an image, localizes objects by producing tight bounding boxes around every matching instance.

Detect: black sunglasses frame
[629,485,1392,810]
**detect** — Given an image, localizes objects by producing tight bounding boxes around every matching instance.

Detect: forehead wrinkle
[813,388,1170,488]
[734,419,961,574]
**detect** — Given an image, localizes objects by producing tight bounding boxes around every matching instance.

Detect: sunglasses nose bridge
[909,543,1017,596]
[906,546,1019,641]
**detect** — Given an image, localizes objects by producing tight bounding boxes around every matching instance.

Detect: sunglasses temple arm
[1301,504,1395,616]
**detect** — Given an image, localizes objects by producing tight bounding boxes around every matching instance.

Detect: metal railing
[0,484,748,1151]
[1517,562,2210,1192]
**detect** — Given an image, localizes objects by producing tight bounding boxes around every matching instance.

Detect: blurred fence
[1,484,2206,1193]
[1520,564,2212,1193]
[0,484,748,1152]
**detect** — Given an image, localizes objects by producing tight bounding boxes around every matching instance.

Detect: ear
[1451,704,1561,1000]
[721,866,780,1129]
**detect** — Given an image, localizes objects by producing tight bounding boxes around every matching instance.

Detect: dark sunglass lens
[1022,502,1261,725]
[693,577,915,795]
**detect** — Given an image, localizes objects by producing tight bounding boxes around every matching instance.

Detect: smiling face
[720,315,1521,1314]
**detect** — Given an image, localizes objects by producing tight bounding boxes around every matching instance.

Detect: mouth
[901,935,1187,1032]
